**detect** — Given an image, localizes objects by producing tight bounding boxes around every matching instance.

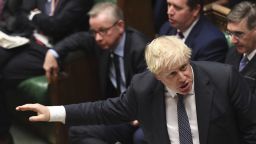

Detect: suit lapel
[192,63,214,144]
[151,82,170,144]
[184,16,202,49]
[241,55,256,75]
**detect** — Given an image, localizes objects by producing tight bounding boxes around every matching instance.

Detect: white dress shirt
[165,67,200,144]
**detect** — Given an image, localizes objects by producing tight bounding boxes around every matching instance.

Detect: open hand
[16,103,50,122]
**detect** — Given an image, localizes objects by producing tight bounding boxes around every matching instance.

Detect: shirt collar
[178,17,199,40]
[245,49,256,61]
[113,32,126,57]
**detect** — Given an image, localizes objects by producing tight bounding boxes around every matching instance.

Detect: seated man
[159,0,228,62]
[43,2,150,144]
[17,36,256,144]
[0,0,93,143]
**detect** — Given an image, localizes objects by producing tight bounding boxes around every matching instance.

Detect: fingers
[16,103,40,112]
[29,114,47,122]
[43,51,59,82]
[16,103,50,122]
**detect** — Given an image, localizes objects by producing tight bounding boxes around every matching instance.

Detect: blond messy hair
[145,36,191,75]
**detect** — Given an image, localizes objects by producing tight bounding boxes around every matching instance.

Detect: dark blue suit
[159,15,228,63]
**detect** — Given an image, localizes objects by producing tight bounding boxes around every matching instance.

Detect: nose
[230,35,239,45]
[95,33,103,41]
[177,71,186,81]
[167,5,174,16]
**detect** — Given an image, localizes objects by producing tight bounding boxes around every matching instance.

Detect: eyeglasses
[226,30,249,39]
[89,21,118,37]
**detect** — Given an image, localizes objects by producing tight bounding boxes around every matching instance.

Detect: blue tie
[177,94,193,144]
[239,56,248,71]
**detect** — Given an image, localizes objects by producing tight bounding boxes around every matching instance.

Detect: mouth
[179,82,191,93]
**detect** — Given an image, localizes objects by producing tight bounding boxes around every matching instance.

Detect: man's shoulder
[158,21,176,35]
[192,61,233,78]
[125,27,151,45]
[195,16,224,37]
[130,70,161,93]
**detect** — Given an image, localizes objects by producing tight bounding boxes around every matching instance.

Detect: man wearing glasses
[225,1,256,95]
[44,2,150,144]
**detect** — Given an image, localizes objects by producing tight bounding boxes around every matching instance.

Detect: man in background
[225,1,256,94]
[159,0,228,62]
[43,2,150,144]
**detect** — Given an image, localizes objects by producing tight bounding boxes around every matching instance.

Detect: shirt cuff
[48,106,66,124]
[48,49,59,58]
[28,9,41,20]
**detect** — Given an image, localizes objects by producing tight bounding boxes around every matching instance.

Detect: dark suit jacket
[17,0,93,42]
[55,27,151,98]
[159,15,228,62]
[225,48,256,94]
[64,61,256,144]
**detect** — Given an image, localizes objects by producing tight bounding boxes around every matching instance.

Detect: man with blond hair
[17,36,256,144]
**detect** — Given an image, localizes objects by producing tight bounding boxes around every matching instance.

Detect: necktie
[177,94,193,144]
[45,0,52,16]
[239,55,248,71]
[50,0,59,16]
[110,52,121,94]
[177,31,184,39]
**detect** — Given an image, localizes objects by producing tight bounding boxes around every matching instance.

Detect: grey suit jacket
[64,61,256,144]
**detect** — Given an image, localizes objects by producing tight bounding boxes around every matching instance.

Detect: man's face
[166,0,200,32]
[89,14,124,49]
[156,62,193,95]
[227,19,256,54]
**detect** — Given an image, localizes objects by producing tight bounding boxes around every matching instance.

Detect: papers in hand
[0,31,30,49]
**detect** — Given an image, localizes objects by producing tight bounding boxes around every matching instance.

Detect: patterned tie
[177,94,193,144]
[239,55,248,71]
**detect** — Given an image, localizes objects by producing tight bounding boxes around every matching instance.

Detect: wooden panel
[117,0,155,38]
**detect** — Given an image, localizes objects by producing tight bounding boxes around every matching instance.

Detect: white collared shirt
[109,33,126,93]
[165,67,200,144]
[177,18,199,42]
[245,48,256,61]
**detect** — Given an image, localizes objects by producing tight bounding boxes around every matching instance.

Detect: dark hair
[227,1,256,30]
[187,0,204,10]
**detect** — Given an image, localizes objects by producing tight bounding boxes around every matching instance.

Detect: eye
[180,64,188,71]
[167,71,177,78]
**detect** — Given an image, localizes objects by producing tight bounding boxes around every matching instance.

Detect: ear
[116,20,125,33]
[155,74,162,81]
[192,4,201,17]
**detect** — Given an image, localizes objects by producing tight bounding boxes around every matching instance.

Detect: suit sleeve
[31,0,92,40]
[63,83,138,126]
[53,32,96,61]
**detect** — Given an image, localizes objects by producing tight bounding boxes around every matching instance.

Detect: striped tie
[239,56,248,71]
[177,94,193,144]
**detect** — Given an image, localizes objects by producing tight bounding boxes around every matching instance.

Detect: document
[0,31,29,49]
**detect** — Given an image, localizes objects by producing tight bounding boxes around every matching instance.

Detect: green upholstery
[223,31,234,48]
[18,75,49,105]
[94,0,116,3]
